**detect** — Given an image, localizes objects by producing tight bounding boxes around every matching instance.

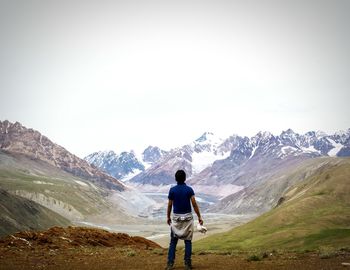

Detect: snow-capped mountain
[191,132,231,173]
[85,132,230,184]
[329,129,350,156]
[84,146,168,181]
[129,128,350,193]
[129,132,233,186]
[189,128,350,196]
[85,150,143,180]
[84,128,349,195]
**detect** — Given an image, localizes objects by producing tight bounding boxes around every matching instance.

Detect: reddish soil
[0,226,160,250]
[0,227,349,270]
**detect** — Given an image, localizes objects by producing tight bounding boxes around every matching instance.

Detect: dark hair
[175,170,186,183]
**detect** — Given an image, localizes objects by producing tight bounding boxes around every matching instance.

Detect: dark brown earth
[0,227,349,270]
[0,226,160,250]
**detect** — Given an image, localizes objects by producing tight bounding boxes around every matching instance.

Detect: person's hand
[198,218,203,225]
[167,218,172,226]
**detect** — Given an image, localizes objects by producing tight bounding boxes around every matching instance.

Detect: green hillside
[0,151,113,218]
[0,188,71,237]
[194,158,350,252]
[0,150,137,232]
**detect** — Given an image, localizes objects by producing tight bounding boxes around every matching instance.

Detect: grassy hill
[0,151,112,217]
[194,157,350,252]
[0,188,71,236]
[0,150,134,231]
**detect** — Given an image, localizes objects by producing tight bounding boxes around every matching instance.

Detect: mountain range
[1,119,350,242]
[83,127,350,218]
[0,120,151,236]
[85,128,350,193]
[85,146,168,181]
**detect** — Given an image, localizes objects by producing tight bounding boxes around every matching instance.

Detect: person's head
[175,170,186,184]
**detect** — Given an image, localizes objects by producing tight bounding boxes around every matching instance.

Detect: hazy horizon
[1,0,349,158]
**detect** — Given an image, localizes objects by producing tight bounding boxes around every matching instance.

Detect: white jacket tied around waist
[171,213,194,240]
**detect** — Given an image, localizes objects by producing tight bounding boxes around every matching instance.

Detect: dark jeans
[167,230,192,264]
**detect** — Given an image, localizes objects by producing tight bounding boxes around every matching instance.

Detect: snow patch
[249,146,258,159]
[281,146,297,154]
[143,162,153,170]
[134,151,148,168]
[195,132,223,146]
[191,150,230,174]
[301,145,320,154]
[327,138,343,157]
[280,146,298,157]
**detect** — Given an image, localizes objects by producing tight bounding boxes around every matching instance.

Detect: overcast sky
[1,0,349,158]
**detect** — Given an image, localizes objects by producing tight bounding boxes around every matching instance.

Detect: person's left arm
[167,199,173,225]
[191,196,203,225]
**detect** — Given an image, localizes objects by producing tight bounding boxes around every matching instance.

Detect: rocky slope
[0,120,125,191]
[207,157,335,214]
[195,157,350,251]
[0,188,71,237]
[0,149,134,224]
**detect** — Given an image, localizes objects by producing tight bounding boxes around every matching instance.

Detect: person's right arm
[167,199,173,226]
[191,196,203,225]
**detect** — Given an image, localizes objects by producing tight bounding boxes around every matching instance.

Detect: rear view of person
[166,170,203,270]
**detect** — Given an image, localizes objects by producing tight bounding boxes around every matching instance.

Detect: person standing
[165,170,203,270]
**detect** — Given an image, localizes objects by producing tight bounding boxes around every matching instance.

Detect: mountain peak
[103,150,117,156]
[281,128,296,135]
[252,131,274,145]
[305,131,316,137]
[0,120,25,134]
[255,131,273,139]
[142,146,167,165]
[334,129,349,137]
[195,132,215,143]
[1,121,125,191]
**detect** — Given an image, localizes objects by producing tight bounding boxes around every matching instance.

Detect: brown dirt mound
[0,226,161,250]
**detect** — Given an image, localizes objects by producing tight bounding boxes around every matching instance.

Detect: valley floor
[1,245,350,270]
[78,213,255,248]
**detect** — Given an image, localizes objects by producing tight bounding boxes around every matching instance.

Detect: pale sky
[1,0,349,158]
